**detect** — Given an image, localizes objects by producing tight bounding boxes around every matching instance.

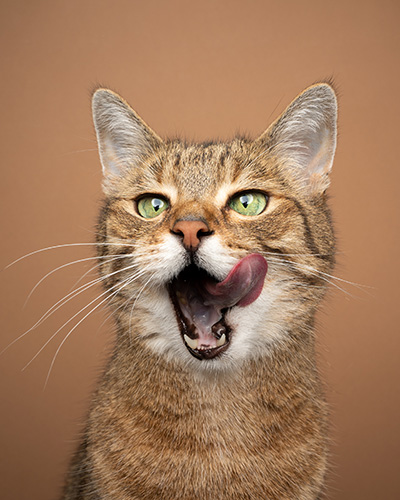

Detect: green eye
[229,191,268,216]
[137,196,169,219]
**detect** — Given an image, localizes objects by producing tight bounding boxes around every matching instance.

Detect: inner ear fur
[92,89,163,183]
[256,83,337,195]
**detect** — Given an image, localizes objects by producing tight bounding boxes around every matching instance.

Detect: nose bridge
[170,200,215,250]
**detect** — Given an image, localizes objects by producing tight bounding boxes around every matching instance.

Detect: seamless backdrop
[1,1,399,499]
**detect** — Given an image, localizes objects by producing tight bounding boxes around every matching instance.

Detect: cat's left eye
[137,196,169,219]
[229,191,268,216]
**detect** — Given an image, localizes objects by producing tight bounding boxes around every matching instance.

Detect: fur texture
[62,83,337,499]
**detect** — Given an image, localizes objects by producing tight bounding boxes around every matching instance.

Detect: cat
[62,82,337,500]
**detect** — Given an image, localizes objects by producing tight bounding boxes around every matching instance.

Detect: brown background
[1,1,399,499]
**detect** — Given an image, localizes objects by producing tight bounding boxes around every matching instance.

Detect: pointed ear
[92,89,162,180]
[257,83,337,195]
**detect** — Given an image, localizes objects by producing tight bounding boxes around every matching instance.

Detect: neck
[79,324,328,499]
[95,326,326,455]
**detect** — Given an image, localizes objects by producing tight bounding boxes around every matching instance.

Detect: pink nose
[172,220,211,250]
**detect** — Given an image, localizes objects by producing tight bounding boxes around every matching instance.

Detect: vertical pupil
[152,198,163,212]
[240,194,252,209]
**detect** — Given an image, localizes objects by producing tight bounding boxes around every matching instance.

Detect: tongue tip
[242,253,268,272]
[236,254,268,306]
[236,280,264,307]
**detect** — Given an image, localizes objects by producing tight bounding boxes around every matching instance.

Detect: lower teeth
[183,333,227,351]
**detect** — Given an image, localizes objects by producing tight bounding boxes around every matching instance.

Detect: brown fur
[62,84,337,499]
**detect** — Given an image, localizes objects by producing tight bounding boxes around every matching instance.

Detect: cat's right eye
[137,196,169,219]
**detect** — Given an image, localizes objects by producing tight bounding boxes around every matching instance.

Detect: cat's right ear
[92,89,162,187]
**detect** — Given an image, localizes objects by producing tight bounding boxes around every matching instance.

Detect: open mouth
[168,254,268,360]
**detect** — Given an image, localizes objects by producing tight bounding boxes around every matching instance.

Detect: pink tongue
[176,254,268,346]
[202,253,268,308]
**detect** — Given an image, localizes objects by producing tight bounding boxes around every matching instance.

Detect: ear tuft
[92,89,162,179]
[258,83,337,194]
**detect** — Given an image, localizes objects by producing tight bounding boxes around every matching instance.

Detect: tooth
[216,334,226,347]
[184,335,198,350]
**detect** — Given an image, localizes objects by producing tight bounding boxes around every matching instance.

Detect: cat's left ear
[92,89,162,184]
[256,83,337,195]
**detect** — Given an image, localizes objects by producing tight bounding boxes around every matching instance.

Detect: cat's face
[93,85,337,372]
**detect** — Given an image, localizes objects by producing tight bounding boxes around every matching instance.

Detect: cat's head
[92,84,337,372]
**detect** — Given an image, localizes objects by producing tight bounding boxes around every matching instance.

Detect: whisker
[68,262,110,292]
[267,255,370,290]
[128,273,157,336]
[68,257,124,291]
[1,276,104,356]
[64,148,98,154]
[5,243,135,269]
[1,261,143,356]
[24,254,134,306]
[97,284,136,332]
[261,250,335,258]
[24,266,150,372]
[97,270,158,344]
[43,270,146,389]
[296,263,371,290]
[267,258,359,297]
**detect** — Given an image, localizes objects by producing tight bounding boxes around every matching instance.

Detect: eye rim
[227,190,269,216]
[135,194,170,219]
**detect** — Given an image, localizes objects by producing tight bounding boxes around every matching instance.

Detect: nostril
[172,227,184,237]
[171,220,212,250]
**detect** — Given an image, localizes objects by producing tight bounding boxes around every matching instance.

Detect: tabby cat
[62,83,337,499]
